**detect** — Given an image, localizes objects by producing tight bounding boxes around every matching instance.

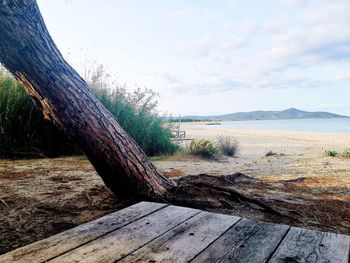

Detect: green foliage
[216,136,239,157]
[324,149,350,158]
[88,65,178,156]
[188,139,218,159]
[325,150,338,157]
[0,67,81,158]
[0,65,177,158]
[166,118,200,123]
[265,150,284,157]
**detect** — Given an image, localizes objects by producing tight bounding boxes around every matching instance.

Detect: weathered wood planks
[0,201,349,263]
[269,227,350,263]
[48,205,200,263]
[119,211,240,263]
[191,219,290,263]
[0,202,167,263]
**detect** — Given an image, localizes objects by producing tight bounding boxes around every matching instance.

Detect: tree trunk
[0,0,174,199]
[0,0,288,218]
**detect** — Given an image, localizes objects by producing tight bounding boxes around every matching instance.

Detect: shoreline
[178,118,350,135]
[180,122,350,157]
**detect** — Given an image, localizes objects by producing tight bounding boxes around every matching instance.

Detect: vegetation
[188,139,218,159]
[89,65,178,156]
[342,150,350,159]
[324,149,350,158]
[325,150,338,157]
[0,65,177,158]
[265,150,278,157]
[265,150,285,157]
[166,118,200,123]
[0,67,81,158]
[216,136,239,157]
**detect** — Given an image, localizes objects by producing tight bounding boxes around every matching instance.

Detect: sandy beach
[156,122,350,185]
[153,122,350,233]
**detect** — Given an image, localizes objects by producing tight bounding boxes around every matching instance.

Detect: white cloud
[158,0,350,98]
[334,70,350,81]
[176,37,212,58]
[279,0,304,5]
[227,0,236,8]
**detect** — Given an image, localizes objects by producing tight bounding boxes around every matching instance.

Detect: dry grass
[0,157,134,255]
[0,154,349,255]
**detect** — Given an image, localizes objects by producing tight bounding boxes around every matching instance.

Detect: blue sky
[37,0,350,116]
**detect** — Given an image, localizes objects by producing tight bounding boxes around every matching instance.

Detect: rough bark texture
[0,0,286,217]
[0,0,174,199]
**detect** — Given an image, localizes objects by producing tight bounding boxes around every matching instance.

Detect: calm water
[201,118,350,133]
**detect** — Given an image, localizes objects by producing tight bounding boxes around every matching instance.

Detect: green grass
[325,150,338,157]
[188,139,219,160]
[324,149,350,158]
[0,65,177,158]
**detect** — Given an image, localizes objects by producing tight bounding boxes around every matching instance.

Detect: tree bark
[0,0,288,218]
[0,0,174,199]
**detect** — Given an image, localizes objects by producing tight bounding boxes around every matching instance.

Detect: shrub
[216,136,239,157]
[325,150,337,157]
[188,140,218,159]
[0,67,81,158]
[265,150,278,157]
[89,65,178,156]
[0,65,177,158]
[342,150,350,159]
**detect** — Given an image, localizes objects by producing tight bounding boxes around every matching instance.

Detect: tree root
[161,173,301,221]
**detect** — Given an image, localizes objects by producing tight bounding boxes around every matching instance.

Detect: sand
[1,122,350,253]
[154,122,350,234]
[155,122,350,188]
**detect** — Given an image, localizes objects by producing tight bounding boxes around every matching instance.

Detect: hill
[185,108,349,121]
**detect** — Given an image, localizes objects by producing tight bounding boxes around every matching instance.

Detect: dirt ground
[0,152,349,255]
[156,153,350,233]
[0,157,135,255]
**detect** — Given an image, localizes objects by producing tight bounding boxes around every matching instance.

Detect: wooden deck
[0,202,349,263]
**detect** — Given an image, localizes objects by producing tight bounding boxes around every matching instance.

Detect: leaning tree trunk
[0,0,288,217]
[0,0,174,199]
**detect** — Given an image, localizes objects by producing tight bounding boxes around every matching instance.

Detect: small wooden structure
[0,202,349,262]
[171,115,187,140]
[171,130,186,139]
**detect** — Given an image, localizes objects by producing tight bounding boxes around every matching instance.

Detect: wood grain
[48,205,200,263]
[269,227,350,263]
[119,211,240,263]
[0,202,167,263]
[191,219,290,263]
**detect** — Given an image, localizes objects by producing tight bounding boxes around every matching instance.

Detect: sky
[37,0,350,116]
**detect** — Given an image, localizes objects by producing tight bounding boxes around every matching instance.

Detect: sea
[200,118,350,133]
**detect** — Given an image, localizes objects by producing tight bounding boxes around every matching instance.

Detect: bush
[325,150,337,157]
[188,140,218,159]
[216,136,239,157]
[265,150,279,157]
[0,65,177,158]
[89,65,178,156]
[0,68,81,158]
[342,150,350,158]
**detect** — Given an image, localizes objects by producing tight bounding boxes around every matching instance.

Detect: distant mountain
[185,108,349,121]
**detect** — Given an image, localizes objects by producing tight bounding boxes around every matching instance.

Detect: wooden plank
[191,219,290,263]
[119,211,240,263]
[269,227,350,263]
[0,202,167,263]
[48,205,201,263]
